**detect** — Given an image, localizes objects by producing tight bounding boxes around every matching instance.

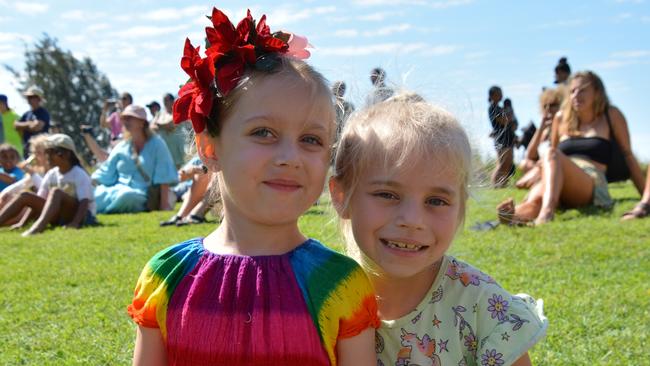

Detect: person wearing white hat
[0,133,97,236]
[14,86,50,158]
[92,104,178,214]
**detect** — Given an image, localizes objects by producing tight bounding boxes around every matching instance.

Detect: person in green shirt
[0,94,23,157]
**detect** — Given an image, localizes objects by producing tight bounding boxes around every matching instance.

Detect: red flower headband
[173,7,311,134]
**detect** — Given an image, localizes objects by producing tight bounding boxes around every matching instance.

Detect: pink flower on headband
[173,7,312,134]
[286,33,311,60]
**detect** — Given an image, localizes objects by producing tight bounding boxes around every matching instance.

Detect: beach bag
[604,107,631,183]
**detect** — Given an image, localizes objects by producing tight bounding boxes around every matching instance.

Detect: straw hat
[23,86,46,101]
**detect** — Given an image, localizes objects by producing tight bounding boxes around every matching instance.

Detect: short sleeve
[149,136,178,185]
[475,289,548,365]
[8,167,24,181]
[127,240,204,334]
[290,241,380,365]
[36,168,55,198]
[73,167,94,201]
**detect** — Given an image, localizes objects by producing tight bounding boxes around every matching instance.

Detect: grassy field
[0,182,648,365]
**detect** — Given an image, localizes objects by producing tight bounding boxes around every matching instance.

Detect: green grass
[1,183,648,365]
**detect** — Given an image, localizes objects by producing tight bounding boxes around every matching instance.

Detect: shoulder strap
[130,141,151,183]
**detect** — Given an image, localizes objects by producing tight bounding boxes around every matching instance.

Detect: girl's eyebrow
[243,115,328,132]
[369,179,457,196]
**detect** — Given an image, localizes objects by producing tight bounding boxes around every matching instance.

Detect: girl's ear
[328,176,350,219]
[195,132,220,172]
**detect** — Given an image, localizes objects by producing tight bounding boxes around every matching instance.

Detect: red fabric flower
[172,39,215,133]
[174,7,307,134]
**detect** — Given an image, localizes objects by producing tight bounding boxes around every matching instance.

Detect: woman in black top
[498,71,644,225]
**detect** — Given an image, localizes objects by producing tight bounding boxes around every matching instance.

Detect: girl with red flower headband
[127,8,379,366]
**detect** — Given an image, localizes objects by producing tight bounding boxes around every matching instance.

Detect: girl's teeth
[386,240,421,251]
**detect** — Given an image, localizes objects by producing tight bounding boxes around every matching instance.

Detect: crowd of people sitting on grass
[488,57,647,226]
[0,55,648,238]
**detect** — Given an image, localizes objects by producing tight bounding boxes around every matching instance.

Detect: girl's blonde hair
[332,92,472,258]
[539,88,563,113]
[28,133,51,155]
[561,70,609,136]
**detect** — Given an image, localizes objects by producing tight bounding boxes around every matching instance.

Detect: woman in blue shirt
[92,105,177,214]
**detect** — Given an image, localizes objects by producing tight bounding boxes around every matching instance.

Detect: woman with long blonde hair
[498,71,645,225]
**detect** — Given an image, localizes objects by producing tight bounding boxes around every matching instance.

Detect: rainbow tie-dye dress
[127,238,379,365]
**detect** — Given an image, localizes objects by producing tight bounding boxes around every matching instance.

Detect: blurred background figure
[366,67,394,106]
[332,81,354,142]
[100,92,132,142]
[14,86,50,159]
[554,57,571,85]
[516,88,564,189]
[0,94,23,157]
[488,86,516,188]
[146,101,161,120]
[151,93,187,170]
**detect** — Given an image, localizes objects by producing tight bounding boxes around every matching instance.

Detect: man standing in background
[14,87,50,158]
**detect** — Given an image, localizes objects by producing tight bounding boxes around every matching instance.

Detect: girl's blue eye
[302,135,323,146]
[251,128,273,138]
[373,191,398,200]
[426,197,448,206]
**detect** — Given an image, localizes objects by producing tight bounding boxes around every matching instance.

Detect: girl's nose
[273,139,301,169]
[394,199,425,231]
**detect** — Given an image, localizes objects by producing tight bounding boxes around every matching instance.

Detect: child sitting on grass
[0,143,24,192]
[0,134,96,236]
[330,93,548,365]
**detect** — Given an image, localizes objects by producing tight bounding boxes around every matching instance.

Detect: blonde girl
[330,93,547,365]
[127,8,378,366]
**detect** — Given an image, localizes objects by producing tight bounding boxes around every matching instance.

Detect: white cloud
[353,0,426,5]
[613,12,633,22]
[353,0,473,8]
[268,6,336,26]
[588,60,634,69]
[363,23,412,37]
[611,50,650,58]
[334,29,359,37]
[13,2,48,14]
[429,0,474,9]
[318,42,447,56]
[541,50,567,57]
[87,23,110,32]
[333,23,414,38]
[464,51,489,60]
[536,19,589,29]
[0,32,32,44]
[642,16,650,22]
[113,25,190,38]
[422,44,460,55]
[60,9,104,21]
[63,35,86,44]
[357,11,391,21]
[141,5,207,21]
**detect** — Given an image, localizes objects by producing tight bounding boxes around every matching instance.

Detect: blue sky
[1,0,649,160]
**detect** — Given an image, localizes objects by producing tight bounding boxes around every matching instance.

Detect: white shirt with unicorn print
[376,255,547,366]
